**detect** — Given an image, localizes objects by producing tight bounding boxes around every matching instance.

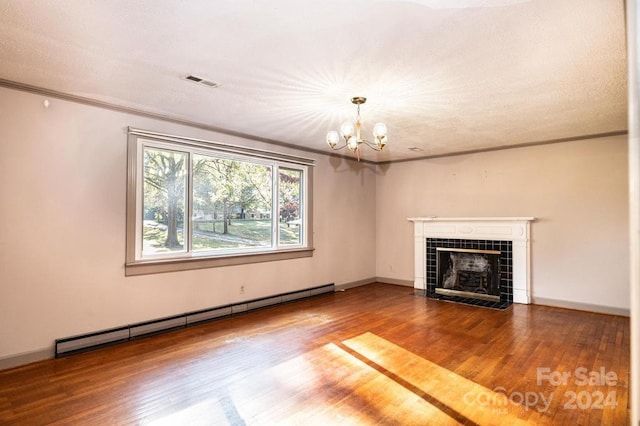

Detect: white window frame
[125,128,314,276]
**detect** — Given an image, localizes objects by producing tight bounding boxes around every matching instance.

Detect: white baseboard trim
[0,347,54,371]
[335,277,414,291]
[335,277,377,291]
[375,277,414,287]
[532,297,630,317]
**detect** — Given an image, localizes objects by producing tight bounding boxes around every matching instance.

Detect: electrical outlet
[240,285,245,295]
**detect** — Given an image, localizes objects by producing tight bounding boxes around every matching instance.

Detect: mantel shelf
[408,217,535,222]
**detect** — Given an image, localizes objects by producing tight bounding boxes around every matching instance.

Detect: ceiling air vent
[184,74,221,88]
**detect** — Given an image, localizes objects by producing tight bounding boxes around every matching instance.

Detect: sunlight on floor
[145,332,536,425]
[146,398,230,426]
[343,332,534,425]
[226,341,454,425]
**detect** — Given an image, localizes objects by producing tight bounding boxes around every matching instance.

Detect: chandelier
[326,97,388,161]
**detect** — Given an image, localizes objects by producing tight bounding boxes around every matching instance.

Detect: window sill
[125,248,314,276]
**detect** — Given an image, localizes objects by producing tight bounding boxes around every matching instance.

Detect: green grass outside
[143,219,300,253]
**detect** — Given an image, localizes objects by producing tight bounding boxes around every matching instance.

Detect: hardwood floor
[0,283,630,425]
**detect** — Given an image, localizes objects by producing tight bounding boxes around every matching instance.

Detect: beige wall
[0,85,630,363]
[0,87,377,360]
[375,136,629,311]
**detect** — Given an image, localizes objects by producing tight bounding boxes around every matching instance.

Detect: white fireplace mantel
[408,217,534,304]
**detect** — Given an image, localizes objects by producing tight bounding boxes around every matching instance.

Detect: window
[126,128,314,275]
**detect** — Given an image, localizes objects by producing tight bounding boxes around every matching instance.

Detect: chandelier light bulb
[373,122,387,138]
[347,136,359,152]
[340,122,355,140]
[326,130,339,148]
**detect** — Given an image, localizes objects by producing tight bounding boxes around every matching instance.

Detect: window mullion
[135,142,144,260]
[300,170,305,246]
[273,164,279,248]
[186,151,193,254]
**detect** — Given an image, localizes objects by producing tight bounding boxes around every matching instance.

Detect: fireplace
[427,238,512,308]
[408,217,534,307]
[436,248,501,301]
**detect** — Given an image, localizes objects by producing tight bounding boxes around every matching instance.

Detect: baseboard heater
[55,283,335,358]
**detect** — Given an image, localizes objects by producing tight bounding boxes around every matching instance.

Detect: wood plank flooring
[0,283,630,425]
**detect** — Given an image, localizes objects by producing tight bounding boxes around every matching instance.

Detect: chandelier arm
[328,142,349,151]
[359,139,384,152]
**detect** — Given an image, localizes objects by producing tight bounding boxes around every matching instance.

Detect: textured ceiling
[0,0,628,162]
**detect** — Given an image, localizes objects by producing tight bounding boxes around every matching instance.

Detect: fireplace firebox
[426,238,513,309]
[436,248,501,302]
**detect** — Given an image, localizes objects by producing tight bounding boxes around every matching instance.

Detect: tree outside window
[138,142,307,259]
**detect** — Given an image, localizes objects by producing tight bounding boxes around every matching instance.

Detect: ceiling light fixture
[326,97,388,161]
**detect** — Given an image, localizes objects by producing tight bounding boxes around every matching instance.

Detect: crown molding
[0,79,626,166]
